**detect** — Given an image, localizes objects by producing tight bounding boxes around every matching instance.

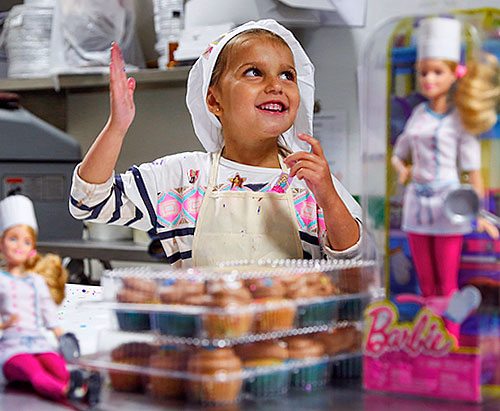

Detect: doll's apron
[192,150,303,266]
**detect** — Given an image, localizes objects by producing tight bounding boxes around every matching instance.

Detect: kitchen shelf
[0,67,191,92]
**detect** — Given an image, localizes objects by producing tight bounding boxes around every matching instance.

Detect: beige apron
[192,150,303,266]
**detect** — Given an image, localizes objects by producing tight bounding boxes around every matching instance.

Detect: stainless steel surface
[37,239,158,263]
[1,380,499,411]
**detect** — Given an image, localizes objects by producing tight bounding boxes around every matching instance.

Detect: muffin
[116,278,158,331]
[286,336,329,391]
[187,348,243,404]
[248,278,296,332]
[285,272,340,327]
[313,325,362,355]
[203,280,254,338]
[109,342,157,392]
[235,340,290,397]
[156,279,205,337]
[149,347,189,399]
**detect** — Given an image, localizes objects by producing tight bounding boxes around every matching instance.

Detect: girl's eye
[280,71,295,81]
[244,67,261,77]
[435,70,442,75]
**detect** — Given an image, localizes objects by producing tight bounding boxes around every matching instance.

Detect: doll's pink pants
[407,233,463,339]
[407,233,463,297]
[3,352,69,400]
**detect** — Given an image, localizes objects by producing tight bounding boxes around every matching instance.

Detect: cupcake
[149,347,189,399]
[248,278,296,333]
[109,342,157,392]
[313,325,362,356]
[203,280,254,338]
[155,279,205,337]
[186,348,243,404]
[285,273,340,327]
[286,336,329,391]
[116,278,158,331]
[235,340,290,397]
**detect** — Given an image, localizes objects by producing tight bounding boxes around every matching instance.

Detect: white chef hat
[417,17,462,62]
[186,19,315,153]
[0,195,38,235]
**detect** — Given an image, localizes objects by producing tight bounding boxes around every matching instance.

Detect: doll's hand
[397,165,412,185]
[52,327,65,339]
[1,314,19,329]
[108,43,136,134]
[476,216,499,239]
[284,134,338,209]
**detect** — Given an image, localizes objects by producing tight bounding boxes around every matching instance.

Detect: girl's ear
[206,86,222,116]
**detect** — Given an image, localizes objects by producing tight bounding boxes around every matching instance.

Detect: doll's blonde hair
[455,53,500,135]
[1,224,68,305]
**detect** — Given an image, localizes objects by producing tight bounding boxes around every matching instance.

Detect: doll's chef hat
[186,19,315,153]
[417,17,462,62]
[0,195,38,235]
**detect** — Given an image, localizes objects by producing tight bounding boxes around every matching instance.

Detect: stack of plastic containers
[152,0,184,69]
[1,1,55,77]
[77,259,378,405]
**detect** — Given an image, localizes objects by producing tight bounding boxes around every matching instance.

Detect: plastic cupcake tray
[73,326,363,404]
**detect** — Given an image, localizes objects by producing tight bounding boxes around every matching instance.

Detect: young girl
[0,195,100,406]
[391,17,499,337]
[69,19,362,267]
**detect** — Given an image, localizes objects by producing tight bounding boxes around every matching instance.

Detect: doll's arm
[468,170,499,239]
[78,43,136,185]
[391,155,412,185]
[0,314,19,330]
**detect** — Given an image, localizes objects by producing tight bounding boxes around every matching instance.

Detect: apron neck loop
[209,148,289,187]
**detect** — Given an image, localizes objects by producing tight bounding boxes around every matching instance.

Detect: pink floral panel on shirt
[293,189,326,236]
[157,186,206,228]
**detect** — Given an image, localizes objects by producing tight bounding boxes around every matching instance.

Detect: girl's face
[0,225,34,267]
[416,59,457,101]
[207,37,299,144]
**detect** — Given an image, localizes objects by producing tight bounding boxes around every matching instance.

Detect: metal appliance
[0,96,82,240]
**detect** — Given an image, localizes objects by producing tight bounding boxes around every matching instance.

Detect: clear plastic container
[99,259,378,342]
[74,325,363,404]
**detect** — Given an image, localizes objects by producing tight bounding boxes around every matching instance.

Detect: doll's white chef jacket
[0,271,59,373]
[393,102,481,235]
[70,151,362,267]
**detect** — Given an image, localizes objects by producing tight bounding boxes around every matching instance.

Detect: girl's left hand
[477,216,499,239]
[284,133,338,208]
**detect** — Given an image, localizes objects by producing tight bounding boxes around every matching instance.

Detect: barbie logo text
[365,303,454,357]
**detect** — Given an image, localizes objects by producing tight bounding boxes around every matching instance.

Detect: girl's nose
[264,77,283,94]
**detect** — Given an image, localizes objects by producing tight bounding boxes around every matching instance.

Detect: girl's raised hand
[284,133,338,208]
[109,43,136,134]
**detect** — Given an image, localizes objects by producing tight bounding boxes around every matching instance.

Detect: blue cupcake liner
[297,301,338,327]
[154,312,201,337]
[115,310,151,331]
[290,362,330,391]
[244,369,290,398]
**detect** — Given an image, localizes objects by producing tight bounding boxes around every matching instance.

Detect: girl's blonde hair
[209,28,290,88]
[455,52,499,135]
[1,224,68,305]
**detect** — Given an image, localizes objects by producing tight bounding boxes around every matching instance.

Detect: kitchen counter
[1,379,499,411]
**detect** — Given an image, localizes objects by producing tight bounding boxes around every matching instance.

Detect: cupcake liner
[244,369,290,398]
[149,375,185,399]
[187,378,243,404]
[297,301,338,327]
[338,297,369,321]
[115,310,151,332]
[203,312,253,338]
[254,306,297,333]
[155,313,201,337]
[331,356,362,379]
[290,362,330,391]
